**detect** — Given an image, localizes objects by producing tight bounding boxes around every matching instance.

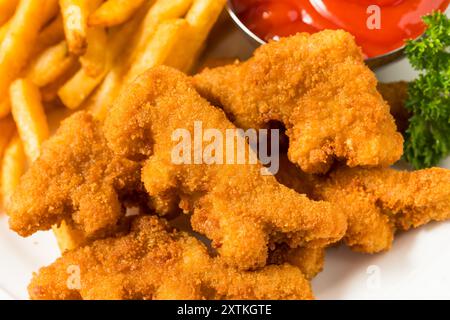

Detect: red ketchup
[230,0,449,58]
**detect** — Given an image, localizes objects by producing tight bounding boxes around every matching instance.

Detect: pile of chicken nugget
[2,4,450,300]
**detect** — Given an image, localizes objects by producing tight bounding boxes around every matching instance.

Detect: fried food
[0,117,15,159]
[194,30,404,173]
[378,81,410,133]
[10,78,50,162]
[26,41,77,88]
[269,244,325,280]
[59,0,90,56]
[1,134,26,208]
[29,216,314,300]
[0,0,19,26]
[0,117,16,209]
[314,166,450,253]
[276,156,450,253]
[105,66,347,270]
[0,0,58,118]
[88,0,146,27]
[7,112,141,240]
[165,0,227,73]
[0,0,226,254]
[32,15,65,57]
[79,21,107,77]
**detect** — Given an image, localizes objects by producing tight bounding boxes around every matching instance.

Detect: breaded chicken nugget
[7,112,141,240]
[29,216,314,300]
[104,66,347,270]
[194,30,403,173]
[276,157,450,253]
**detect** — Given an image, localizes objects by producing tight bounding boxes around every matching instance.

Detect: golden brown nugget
[378,81,410,133]
[194,30,404,173]
[269,244,325,280]
[7,111,141,240]
[29,216,314,300]
[276,158,450,253]
[314,166,450,253]
[105,66,347,270]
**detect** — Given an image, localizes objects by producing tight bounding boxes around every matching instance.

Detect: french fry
[125,19,189,84]
[10,79,49,162]
[125,0,193,70]
[57,67,107,109]
[33,15,65,56]
[0,0,19,26]
[0,19,10,44]
[79,26,107,77]
[81,0,192,116]
[88,0,147,27]
[26,41,77,87]
[52,221,87,252]
[78,0,106,77]
[0,0,52,118]
[0,117,17,209]
[58,13,143,109]
[88,68,122,120]
[1,134,26,208]
[40,60,80,102]
[59,0,92,55]
[165,0,226,73]
[42,0,60,26]
[0,117,15,159]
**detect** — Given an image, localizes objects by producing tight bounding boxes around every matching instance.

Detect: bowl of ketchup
[228,0,449,62]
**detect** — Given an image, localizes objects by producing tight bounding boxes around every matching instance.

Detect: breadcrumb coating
[29,216,314,300]
[194,30,403,173]
[104,66,347,270]
[7,112,141,240]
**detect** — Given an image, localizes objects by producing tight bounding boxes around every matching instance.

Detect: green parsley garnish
[404,12,450,169]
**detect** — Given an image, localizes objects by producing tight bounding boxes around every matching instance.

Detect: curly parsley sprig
[404,12,450,169]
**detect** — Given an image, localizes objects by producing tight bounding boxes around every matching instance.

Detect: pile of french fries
[0,0,226,251]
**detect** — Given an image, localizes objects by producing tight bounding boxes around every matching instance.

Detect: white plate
[1,12,450,300]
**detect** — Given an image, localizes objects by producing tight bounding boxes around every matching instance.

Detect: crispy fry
[125,19,189,84]
[33,15,65,56]
[0,0,19,26]
[59,0,91,55]
[88,68,122,120]
[1,134,26,208]
[10,79,49,162]
[78,0,106,77]
[124,0,193,73]
[79,26,107,77]
[0,117,16,210]
[0,20,11,43]
[165,0,226,73]
[89,0,193,119]
[0,0,53,118]
[57,67,107,109]
[52,221,89,253]
[26,41,77,87]
[40,60,80,103]
[88,0,147,27]
[58,13,144,109]
[42,0,60,26]
[0,117,15,158]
